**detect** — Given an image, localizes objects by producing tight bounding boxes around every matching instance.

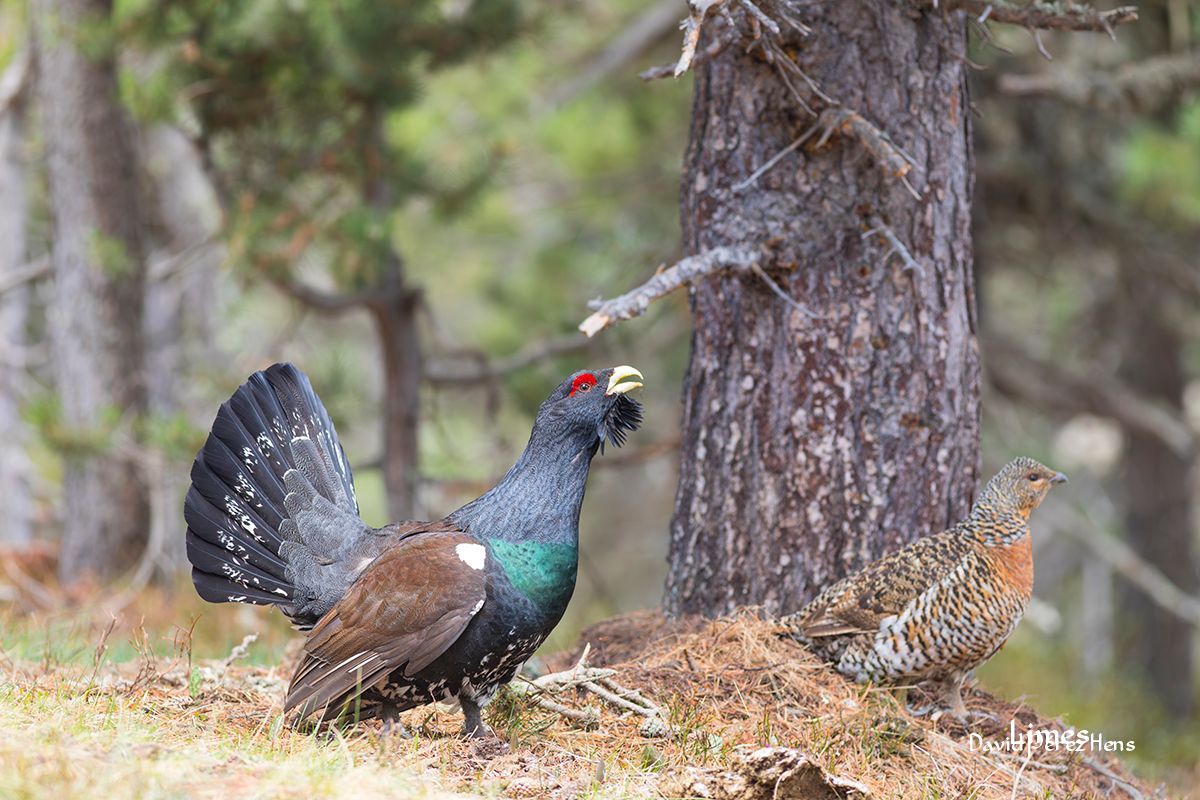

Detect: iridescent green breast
[489,540,578,611]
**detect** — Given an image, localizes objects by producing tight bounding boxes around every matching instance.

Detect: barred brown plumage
[780,457,1067,721]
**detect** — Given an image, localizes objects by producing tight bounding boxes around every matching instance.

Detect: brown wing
[285,530,488,722]
[794,530,973,638]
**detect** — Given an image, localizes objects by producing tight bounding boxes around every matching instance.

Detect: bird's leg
[459,695,494,739]
[942,674,969,720]
[380,701,410,740]
[907,674,997,725]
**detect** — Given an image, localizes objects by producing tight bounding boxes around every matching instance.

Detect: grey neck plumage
[449,421,598,545]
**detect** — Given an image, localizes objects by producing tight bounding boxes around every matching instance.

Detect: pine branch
[579,246,761,337]
[920,1,1138,36]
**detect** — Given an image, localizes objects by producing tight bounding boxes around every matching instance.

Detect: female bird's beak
[606,365,644,396]
[1051,472,1068,485]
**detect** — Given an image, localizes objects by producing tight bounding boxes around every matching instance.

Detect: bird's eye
[1028,473,1039,482]
[569,373,597,396]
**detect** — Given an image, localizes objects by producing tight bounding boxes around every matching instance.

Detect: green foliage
[23,394,118,461]
[127,0,526,288]
[140,411,205,460]
[1121,100,1200,226]
[87,229,133,278]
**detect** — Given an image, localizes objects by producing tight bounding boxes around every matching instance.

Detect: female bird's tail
[183,363,360,623]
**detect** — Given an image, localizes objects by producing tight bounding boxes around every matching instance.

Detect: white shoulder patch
[455,542,487,570]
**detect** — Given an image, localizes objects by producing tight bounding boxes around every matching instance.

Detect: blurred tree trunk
[1118,277,1196,719]
[0,52,33,546]
[369,281,420,520]
[143,124,223,573]
[33,0,150,582]
[363,105,419,521]
[665,2,980,616]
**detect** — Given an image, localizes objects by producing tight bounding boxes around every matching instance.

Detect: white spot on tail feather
[456,543,486,570]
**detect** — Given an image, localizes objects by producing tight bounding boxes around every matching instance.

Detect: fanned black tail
[184,363,359,620]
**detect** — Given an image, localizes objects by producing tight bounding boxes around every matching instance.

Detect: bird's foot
[907,700,997,727]
[461,720,495,740]
[381,716,411,740]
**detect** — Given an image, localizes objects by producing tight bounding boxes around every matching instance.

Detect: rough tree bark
[34,0,150,582]
[664,1,981,616]
[0,51,34,546]
[1118,277,1196,719]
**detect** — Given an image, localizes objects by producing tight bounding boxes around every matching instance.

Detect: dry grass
[0,606,1171,799]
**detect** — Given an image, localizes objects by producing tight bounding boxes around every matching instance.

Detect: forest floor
[0,600,1176,800]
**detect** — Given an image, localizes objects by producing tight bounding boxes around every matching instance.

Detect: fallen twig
[1082,757,1144,800]
[512,644,670,735]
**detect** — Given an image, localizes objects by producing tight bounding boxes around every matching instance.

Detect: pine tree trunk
[1118,279,1196,719]
[665,1,981,617]
[0,54,33,546]
[34,0,150,582]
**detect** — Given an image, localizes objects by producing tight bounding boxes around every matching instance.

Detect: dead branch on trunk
[999,51,1200,111]
[862,219,924,276]
[919,1,1138,37]
[641,34,730,81]
[578,246,760,337]
[985,334,1196,459]
[817,108,920,197]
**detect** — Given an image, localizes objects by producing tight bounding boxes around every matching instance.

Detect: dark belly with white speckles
[359,590,562,713]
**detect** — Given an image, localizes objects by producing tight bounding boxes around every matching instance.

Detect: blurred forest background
[1,0,1199,787]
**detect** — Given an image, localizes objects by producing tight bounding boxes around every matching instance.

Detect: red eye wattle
[570,373,597,396]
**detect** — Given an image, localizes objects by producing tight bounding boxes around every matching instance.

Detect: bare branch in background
[579,246,760,337]
[268,275,388,315]
[985,335,1196,459]
[426,334,596,386]
[919,0,1138,36]
[999,52,1200,111]
[548,0,681,106]
[1047,503,1200,628]
[0,256,49,298]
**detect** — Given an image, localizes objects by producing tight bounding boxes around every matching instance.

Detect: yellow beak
[605,365,644,396]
